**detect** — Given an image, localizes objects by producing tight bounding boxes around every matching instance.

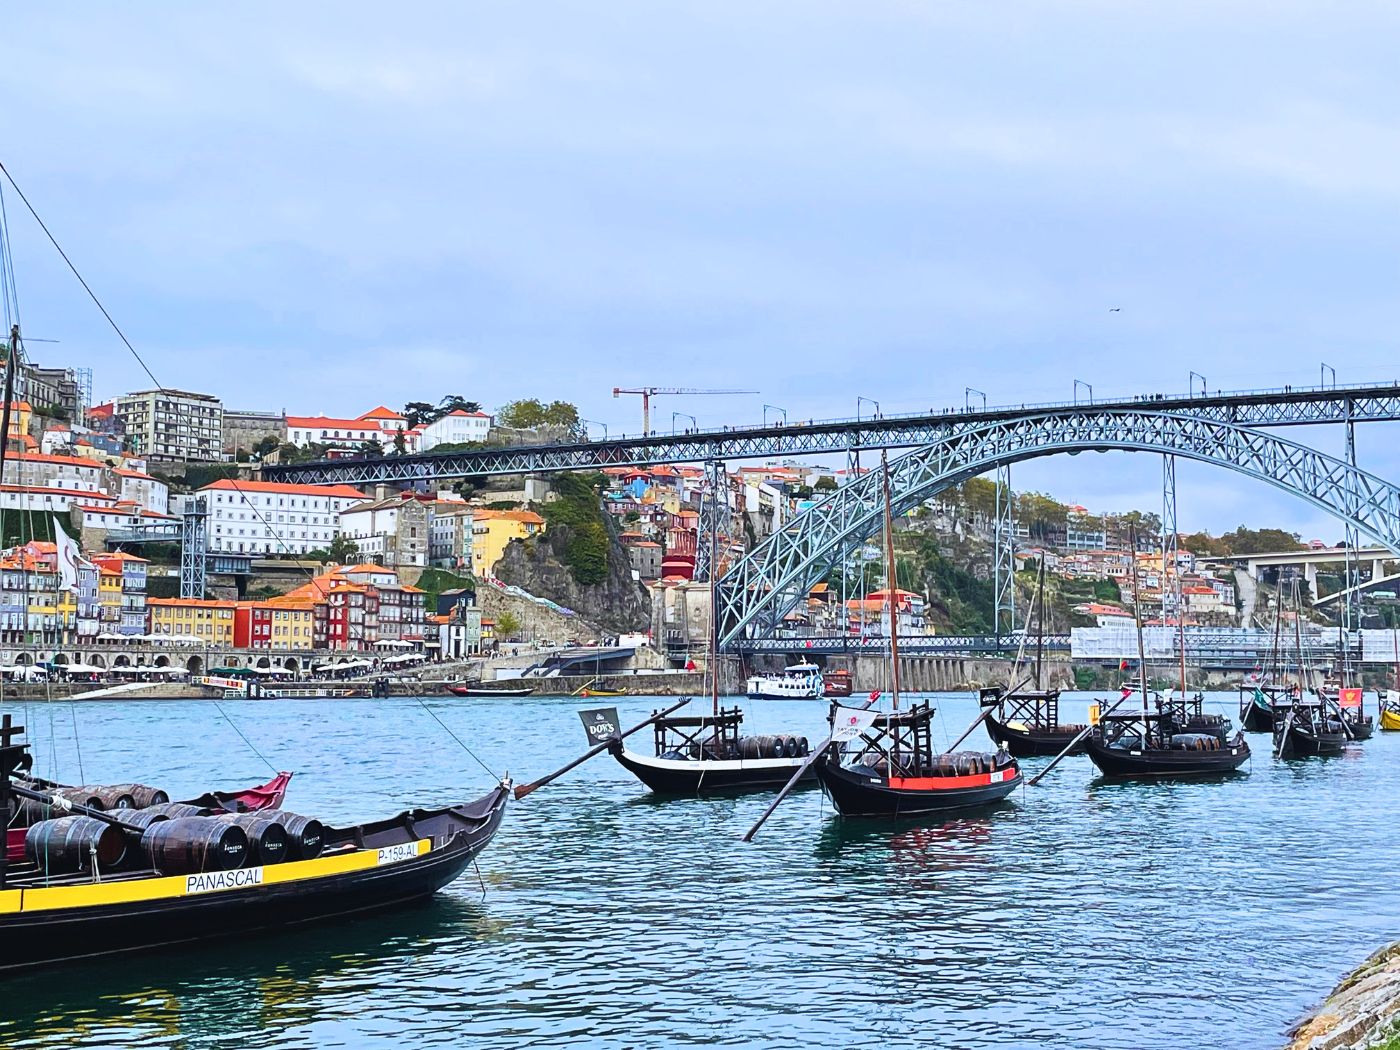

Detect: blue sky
[3,3,1398,540]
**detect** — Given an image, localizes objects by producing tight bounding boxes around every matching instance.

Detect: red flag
[868,690,882,701]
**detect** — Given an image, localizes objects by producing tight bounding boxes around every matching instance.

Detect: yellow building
[263,600,316,650]
[471,509,546,578]
[147,598,236,646]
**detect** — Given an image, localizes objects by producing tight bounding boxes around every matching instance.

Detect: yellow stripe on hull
[1381,708,1400,732]
[17,839,430,913]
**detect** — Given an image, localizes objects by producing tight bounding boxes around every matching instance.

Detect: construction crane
[612,386,759,434]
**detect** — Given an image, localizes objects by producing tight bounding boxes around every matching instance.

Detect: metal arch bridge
[715,408,1400,650]
[260,381,1400,486]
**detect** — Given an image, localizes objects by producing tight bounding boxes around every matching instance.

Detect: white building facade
[115,389,223,462]
[199,479,367,555]
[419,410,491,451]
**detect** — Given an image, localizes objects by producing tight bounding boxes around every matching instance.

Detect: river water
[1,690,1391,1050]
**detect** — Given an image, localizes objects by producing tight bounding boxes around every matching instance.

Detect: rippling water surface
[1,691,1393,1049]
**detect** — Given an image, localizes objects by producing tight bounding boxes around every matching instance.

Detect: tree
[437,394,482,416]
[495,610,523,639]
[814,476,838,492]
[403,401,436,428]
[328,534,361,564]
[392,427,407,454]
[254,435,281,458]
[358,437,384,456]
[497,398,580,431]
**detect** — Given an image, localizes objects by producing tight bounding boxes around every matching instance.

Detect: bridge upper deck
[262,380,1400,486]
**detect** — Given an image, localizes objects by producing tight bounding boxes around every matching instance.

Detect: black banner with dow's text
[579,707,621,745]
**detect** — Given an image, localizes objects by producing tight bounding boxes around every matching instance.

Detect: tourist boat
[0,718,510,973]
[745,662,823,700]
[445,682,535,698]
[6,769,293,862]
[980,560,1085,757]
[1084,692,1250,778]
[1272,694,1348,758]
[816,700,1021,817]
[822,668,854,698]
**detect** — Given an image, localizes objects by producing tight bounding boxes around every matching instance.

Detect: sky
[2,3,1398,541]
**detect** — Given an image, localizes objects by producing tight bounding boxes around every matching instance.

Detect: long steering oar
[1275,708,1295,759]
[1028,693,1132,787]
[8,783,148,841]
[945,674,1033,754]
[513,698,691,800]
[742,696,880,843]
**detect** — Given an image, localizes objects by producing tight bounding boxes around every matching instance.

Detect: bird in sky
[1109,307,1122,312]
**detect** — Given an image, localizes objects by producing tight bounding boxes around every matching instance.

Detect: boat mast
[1292,580,1306,694]
[1129,526,1148,720]
[708,462,722,719]
[880,451,901,711]
[1034,556,1046,691]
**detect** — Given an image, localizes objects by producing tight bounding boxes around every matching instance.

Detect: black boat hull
[611,747,814,796]
[984,713,1085,758]
[1347,719,1374,742]
[0,784,510,974]
[1275,727,1348,758]
[1239,701,1275,733]
[1084,737,1250,778]
[815,760,1021,818]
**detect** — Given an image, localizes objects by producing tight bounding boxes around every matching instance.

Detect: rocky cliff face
[494,513,652,635]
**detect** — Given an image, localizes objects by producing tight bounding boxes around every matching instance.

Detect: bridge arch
[718,409,1400,647]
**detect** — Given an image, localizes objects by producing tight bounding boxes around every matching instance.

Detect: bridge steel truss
[262,383,1400,487]
[715,409,1400,651]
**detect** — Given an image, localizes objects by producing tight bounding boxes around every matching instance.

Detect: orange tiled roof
[286,415,385,431]
[358,406,405,421]
[474,509,545,525]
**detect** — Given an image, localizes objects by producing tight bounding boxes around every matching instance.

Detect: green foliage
[1180,526,1306,557]
[254,435,281,457]
[495,610,523,639]
[1016,491,1068,539]
[913,534,994,634]
[814,476,838,492]
[327,534,361,564]
[144,575,182,599]
[402,396,483,429]
[497,398,580,432]
[540,472,610,585]
[415,567,476,610]
[358,437,384,456]
[1,514,55,547]
[176,463,241,491]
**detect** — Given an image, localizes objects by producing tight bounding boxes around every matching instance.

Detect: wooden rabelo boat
[822,668,854,698]
[1082,526,1248,780]
[980,560,1085,757]
[1238,683,1285,732]
[1272,694,1348,758]
[816,700,1021,818]
[445,682,535,698]
[814,452,1019,817]
[0,716,510,973]
[1084,692,1250,778]
[606,705,813,795]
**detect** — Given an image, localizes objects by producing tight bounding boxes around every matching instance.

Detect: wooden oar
[512,698,691,800]
[945,674,1033,754]
[1274,709,1295,760]
[742,696,879,843]
[1028,693,1131,787]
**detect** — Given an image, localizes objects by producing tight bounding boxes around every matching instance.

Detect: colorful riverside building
[275,564,428,653]
[90,552,147,637]
[470,509,545,579]
[233,600,315,650]
[0,544,148,645]
[146,598,236,646]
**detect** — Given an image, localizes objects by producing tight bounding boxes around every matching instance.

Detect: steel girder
[262,384,1400,487]
[716,409,1400,650]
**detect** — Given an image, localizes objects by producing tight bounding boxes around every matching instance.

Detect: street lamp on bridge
[671,412,697,434]
[1189,372,1207,397]
[965,388,986,412]
[1073,379,1093,404]
[763,404,787,426]
[578,418,607,441]
[856,396,880,421]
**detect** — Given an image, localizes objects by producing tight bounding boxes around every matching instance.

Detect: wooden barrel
[215,814,289,865]
[780,735,799,759]
[239,812,324,861]
[794,736,810,757]
[140,818,249,874]
[145,802,209,819]
[25,816,127,873]
[100,783,171,809]
[55,788,107,810]
[119,809,171,833]
[76,786,139,810]
[739,735,785,759]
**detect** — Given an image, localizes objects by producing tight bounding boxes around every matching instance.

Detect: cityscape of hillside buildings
[0,365,1371,671]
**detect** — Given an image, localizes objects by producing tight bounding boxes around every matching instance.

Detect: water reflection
[0,897,492,1050]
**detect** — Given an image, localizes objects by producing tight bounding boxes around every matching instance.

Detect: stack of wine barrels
[12,781,170,826]
[737,735,810,759]
[24,816,128,874]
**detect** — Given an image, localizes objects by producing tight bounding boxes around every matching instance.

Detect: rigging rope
[208,695,278,776]
[410,695,502,783]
